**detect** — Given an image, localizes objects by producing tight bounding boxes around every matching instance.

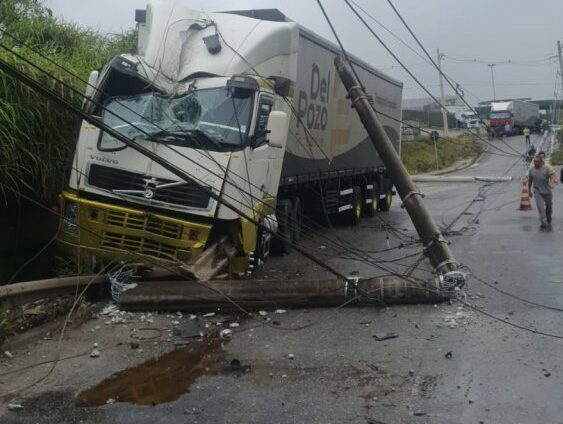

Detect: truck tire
[271,199,293,255]
[364,184,378,217]
[292,197,303,242]
[346,186,362,226]
[379,190,393,211]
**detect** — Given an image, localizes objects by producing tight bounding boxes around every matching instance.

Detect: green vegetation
[401,133,485,175]
[0,304,14,348]
[0,0,136,204]
[551,129,563,165]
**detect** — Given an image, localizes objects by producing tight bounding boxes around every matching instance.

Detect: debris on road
[229,322,240,328]
[90,349,100,358]
[274,309,287,314]
[258,310,268,316]
[444,351,453,359]
[7,403,24,412]
[230,359,241,371]
[373,332,399,341]
[3,350,13,358]
[443,309,472,328]
[288,353,295,360]
[220,329,232,339]
[543,370,551,378]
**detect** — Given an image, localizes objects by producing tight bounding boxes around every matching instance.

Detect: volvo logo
[144,188,155,199]
[143,178,158,200]
[113,176,186,200]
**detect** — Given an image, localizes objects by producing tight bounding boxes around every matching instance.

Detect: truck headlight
[62,202,79,235]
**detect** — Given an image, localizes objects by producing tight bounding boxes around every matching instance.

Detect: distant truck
[489,100,539,136]
[57,3,403,277]
[452,110,480,129]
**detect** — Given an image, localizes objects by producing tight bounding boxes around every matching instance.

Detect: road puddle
[75,339,230,407]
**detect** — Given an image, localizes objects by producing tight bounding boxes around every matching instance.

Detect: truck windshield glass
[99,87,252,151]
[490,112,511,119]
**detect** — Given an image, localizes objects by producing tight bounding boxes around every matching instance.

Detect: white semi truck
[489,100,539,136]
[57,2,403,277]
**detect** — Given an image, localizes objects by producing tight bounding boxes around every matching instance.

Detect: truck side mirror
[83,70,99,112]
[266,111,288,148]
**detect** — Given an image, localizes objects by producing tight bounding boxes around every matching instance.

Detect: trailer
[57,2,403,277]
[489,100,539,136]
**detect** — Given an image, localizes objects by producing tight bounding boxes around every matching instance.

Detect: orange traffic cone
[519,177,533,211]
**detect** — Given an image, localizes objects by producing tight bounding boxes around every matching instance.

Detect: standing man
[523,126,531,145]
[504,122,512,137]
[528,156,556,229]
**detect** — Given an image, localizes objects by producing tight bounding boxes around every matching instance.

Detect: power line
[0,27,431,286]
[0,25,407,266]
[381,0,522,157]
[444,54,557,65]
[0,35,438,296]
[469,270,563,313]
[341,0,522,158]
[348,1,485,105]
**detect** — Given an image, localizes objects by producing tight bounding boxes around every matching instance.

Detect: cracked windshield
[100,88,252,151]
[1,0,562,423]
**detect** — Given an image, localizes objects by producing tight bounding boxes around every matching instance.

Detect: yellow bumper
[57,191,212,264]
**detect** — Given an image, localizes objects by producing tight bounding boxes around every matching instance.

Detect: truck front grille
[88,164,211,209]
[101,232,177,260]
[105,210,183,239]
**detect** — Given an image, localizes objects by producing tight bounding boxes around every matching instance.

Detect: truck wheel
[292,197,303,242]
[364,185,378,217]
[271,199,293,255]
[379,191,393,211]
[347,186,362,226]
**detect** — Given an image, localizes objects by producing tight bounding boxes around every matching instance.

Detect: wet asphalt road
[2,134,563,423]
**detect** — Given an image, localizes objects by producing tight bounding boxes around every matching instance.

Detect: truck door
[245,95,276,205]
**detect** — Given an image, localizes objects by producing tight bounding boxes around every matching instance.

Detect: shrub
[0,0,136,204]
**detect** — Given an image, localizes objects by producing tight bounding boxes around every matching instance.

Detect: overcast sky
[43,0,563,105]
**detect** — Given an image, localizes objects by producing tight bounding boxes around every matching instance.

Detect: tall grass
[0,0,137,204]
[401,133,485,174]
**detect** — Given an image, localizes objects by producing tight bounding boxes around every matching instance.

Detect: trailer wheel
[292,197,303,242]
[346,186,362,226]
[364,185,378,217]
[271,199,293,255]
[379,191,393,211]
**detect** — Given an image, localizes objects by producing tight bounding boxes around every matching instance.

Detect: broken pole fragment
[334,55,465,289]
[119,277,447,312]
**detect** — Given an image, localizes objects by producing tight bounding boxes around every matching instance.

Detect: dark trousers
[525,135,530,144]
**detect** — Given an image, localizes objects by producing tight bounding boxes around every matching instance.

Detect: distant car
[464,119,480,129]
[550,124,561,132]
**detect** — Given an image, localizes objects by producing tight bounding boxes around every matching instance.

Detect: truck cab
[56,2,403,278]
[59,53,291,276]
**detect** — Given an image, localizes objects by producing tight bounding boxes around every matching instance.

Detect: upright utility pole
[436,48,449,135]
[556,41,563,123]
[487,64,496,101]
[334,56,464,288]
[557,41,563,87]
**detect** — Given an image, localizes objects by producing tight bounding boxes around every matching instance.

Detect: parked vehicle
[57,3,403,276]
[453,110,480,129]
[489,100,539,136]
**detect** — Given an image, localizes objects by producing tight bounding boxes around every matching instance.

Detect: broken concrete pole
[119,276,446,312]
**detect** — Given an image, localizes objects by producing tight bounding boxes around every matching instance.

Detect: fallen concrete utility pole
[412,176,513,183]
[335,56,465,288]
[0,275,106,305]
[119,277,446,312]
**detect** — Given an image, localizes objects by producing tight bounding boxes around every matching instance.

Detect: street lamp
[488,63,496,101]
